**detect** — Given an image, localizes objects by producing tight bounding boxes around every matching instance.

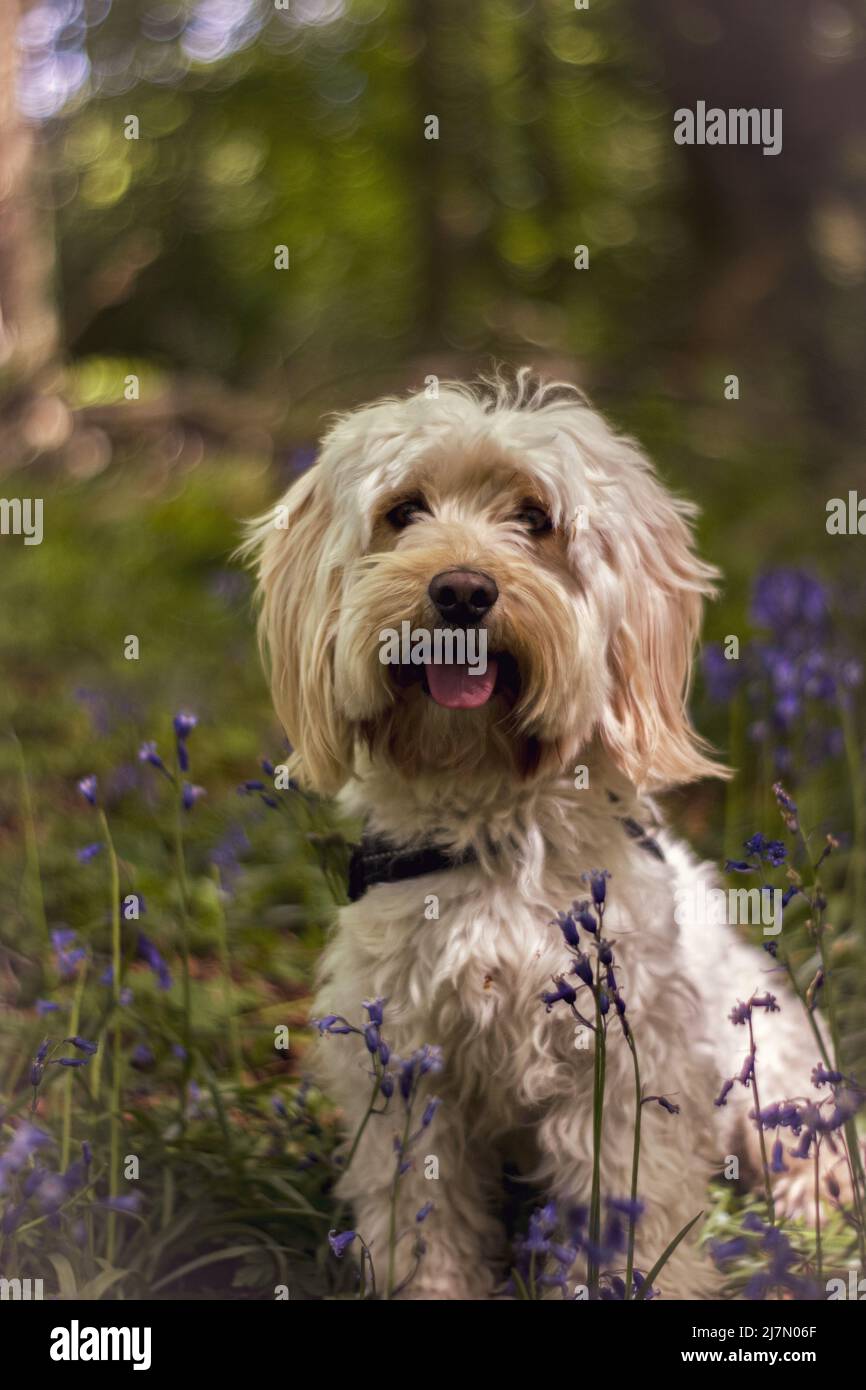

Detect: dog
[244,370,828,1299]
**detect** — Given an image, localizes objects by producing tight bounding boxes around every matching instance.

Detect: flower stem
[588,959,606,1298]
[172,778,193,1101]
[61,955,89,1170]
[211,867,242,1084]
[386,1106,413,1300]
[747,1014,775,1227]
[624,1035,642,1298]
[99,809,123,1265]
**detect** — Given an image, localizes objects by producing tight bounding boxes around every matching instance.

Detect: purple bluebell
[811,1064,843,1087]
[328,1228,356,1258]
[182,781,206,811]
[173,712,198,771]
[554,910,580,949]
[77,842,103,863]
[130,1043,155,1069]
[420,1097,441,1129]
[363,998,385,1027]
[137,932,172,990]
[313,1014,356,1035]
[573,902,598,934]
[571,955,593,988]
[102,1194,141,1214]
[583,869,609,906]
[77,775,98,807]
[138,740,166,770]
[542,977,577,1011]
[416,1201,434,1223]
[65,1036,98,1055]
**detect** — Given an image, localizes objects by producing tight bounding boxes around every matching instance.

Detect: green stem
[386,1106,413,1300]
[211,867,242,1084]
[624,1035,642,1298]
[839,699,865,937]
[61,955,89,1169]
[813,1140,823,1288]
[99,810,123,1265]
[747,1014,775,1227]
[172,780,193,1099]
[588,961,606,1298]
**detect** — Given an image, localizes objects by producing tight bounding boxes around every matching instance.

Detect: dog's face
[246,377,725,796]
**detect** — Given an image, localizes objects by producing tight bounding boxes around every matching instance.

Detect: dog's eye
[386,497,429,529]
[515,504,552,534]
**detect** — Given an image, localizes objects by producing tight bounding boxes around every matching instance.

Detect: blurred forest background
[1,0,865,1298]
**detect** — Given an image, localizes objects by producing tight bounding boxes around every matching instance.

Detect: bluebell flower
[583,870,610,906]
[182,781,206,811]
[1,1201,26,1234]
[313,1014,356,1035]
[702,644,743,703]
[77,842,103,863]
[36,999,60,1015]
[51,929,85,980]
[752,569,828,632]
[138,933,172,990]
[770,1138,788,1174]
[130,1043,155,1070]
[644,1095,680,1115]
[102,1194,141,1214]
[363,998,385,1027]
[571,955,593,988]
[542,977,577,1011]
[328,1228,356,1258]
[51,1057,89,1068]
[572,902,598,934]
[607,1196,644,1222]
[420,1097,441,1129]
[363,1023,380,1054]
[138,740,166,770]
[77,775,98,807]
[173,712,198,771]
[380,1072,394,1100]
[811,1064,843,1087]
[65,1036,98,1055]
[416,1201,434,1223]
[714,1078,735,1107]
[554,910,580,948]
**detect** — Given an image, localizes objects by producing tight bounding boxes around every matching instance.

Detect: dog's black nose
[428,569,499,624]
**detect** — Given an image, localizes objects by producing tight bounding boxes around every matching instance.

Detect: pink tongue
[425,658,499,709]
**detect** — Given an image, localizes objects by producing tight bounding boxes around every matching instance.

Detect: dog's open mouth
[391,652,520,710]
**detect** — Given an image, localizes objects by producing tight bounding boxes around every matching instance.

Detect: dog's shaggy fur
[245,372,823,1299]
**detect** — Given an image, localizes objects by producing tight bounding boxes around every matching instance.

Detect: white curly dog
[245,372,825,1299]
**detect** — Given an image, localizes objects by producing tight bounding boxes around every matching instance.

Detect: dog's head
[244,373,725,796]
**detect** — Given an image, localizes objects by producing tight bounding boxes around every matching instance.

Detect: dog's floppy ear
[242,465,353,795]
[598,462,728,791]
